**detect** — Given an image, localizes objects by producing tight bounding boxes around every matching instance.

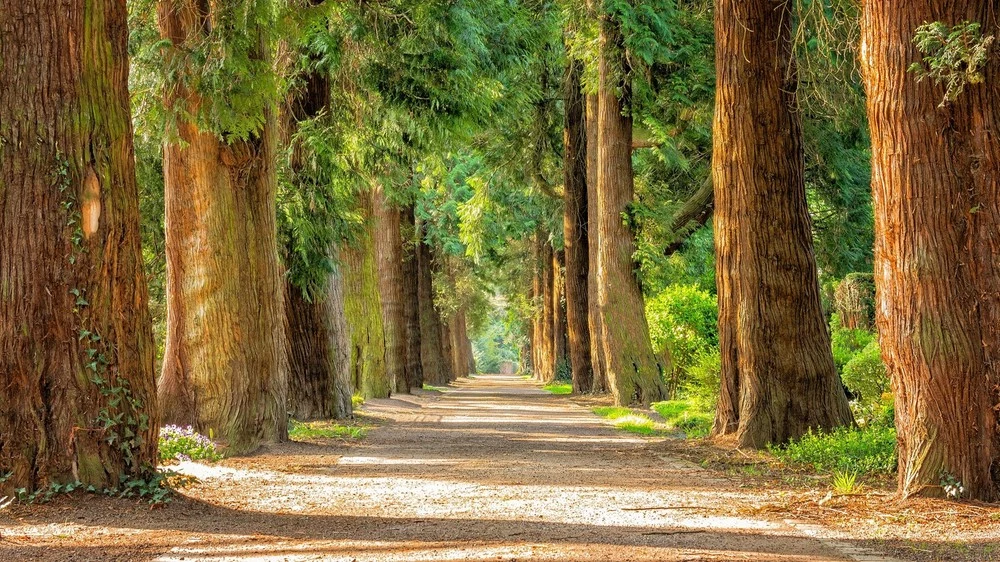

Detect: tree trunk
[401,205,424,390]
[552,250,568,381]
[342,191,390,399]
[539,238,555,382]
[417,235,450,385]
[711,0,852,447]
[0,0,158,492]
[284,257,352,420]
[861,1,1000,500]
[564,57,594,393]
[586,94,608,394]
[158,1,288,453]
[373,185,408,394]
[596,13,668,406]
[441,315,456,382]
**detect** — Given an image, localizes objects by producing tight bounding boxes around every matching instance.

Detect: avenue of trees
[1,0,999,502]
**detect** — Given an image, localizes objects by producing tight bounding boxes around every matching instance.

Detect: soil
[1,374,992,561]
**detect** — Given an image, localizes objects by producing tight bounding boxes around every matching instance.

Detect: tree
[156,0,288,453]
[711,0,852,447]
[0,0,158,491]
[417,233,451,385]
[562,54,594,393]
[860,2,1000,500]
[401,204,425,389]
[374,184,409,393]
[585,93,608,393]
[596,8,668,405]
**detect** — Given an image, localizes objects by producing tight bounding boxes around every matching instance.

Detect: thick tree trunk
[342,191,390,399]
[417,235,450,385]
[861,1,1000,500]
[539,239,555,382]
[711,0,852,447]
[401,205,424,390]
[564,57,594,393]
[552,250,568,381]
[0,0,158,492]
[284,261,352,420]
[441,316,456,382]
[158,1,288,453]
[373,185,408,394]
[596,13,668,406]
[586,94,608,394]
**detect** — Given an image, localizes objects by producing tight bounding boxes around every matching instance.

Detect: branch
[663,174,714,256]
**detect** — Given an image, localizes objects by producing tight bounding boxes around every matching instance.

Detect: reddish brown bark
[596,13,668,405]
[538,238,555,382]
[711,0,852,447]
[0,0,158,491]
[373,185,408,394]
[586,94,608,394]
[552,250,568,381]
[417,233,450,385]
[563,57,594,393]
[400,205,424,390]
[861,1,1000,500]
[157,0,288,453]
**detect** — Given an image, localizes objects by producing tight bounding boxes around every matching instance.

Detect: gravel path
[0,374,879,561]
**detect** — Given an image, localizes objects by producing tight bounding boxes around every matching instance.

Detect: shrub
[842,339,889,416]
[684,348,720,411]
[771,425,897,475]
[830,313,875,375]
[159,425,223,463]
[646,285,718,394]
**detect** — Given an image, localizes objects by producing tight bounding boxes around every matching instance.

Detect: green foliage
[543,383,572,395]
[910,21,994,107]
[652,399,712,438]
[685,348,720,411]
[645,284,717,395]
[352,394,365,409]
[842,340,889,416]
[288,420,367,441]
[10,471,187,507]
[832,468,860,494]
[829,314,876,374]
[592,407,666,436]
[159,425,224,463]
[771,425,897,475]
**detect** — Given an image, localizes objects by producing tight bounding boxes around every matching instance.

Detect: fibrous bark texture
[563,57,593,393]
[0,0,158,491]
[342,191,390,399]
[373,185,408,394]
[586,94,608,394]
[861,0,1000,500]
[552,250,568,382]
[157,0,288,454]
[284,260,352,420]
[417,234,450,385]
[711,0,852,447]
[596,13,668,406]
[401,205,424,390]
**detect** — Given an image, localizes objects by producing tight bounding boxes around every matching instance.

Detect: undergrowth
[159,425,224,463]
[770,424,897,475]
[543,383,572,395]
[651,399,713,437]
[592,407,666,436]
[288,419,367,441]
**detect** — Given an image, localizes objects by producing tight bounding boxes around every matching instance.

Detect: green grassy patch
[592,407,666,436]
[422,383,448,392]
[651,399,714,438]
[351,394,365,409]
[770,424,897,475]
[288,419,367,441]
[542,383,572,395]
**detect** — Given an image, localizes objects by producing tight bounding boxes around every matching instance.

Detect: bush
[842,339,889,416]
[830,313,875,375]
[646,285,718,394]
[771,425,897,475]
[159,425,223,463]
[684,348,720,411]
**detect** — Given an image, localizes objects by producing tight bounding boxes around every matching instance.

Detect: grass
[351,394,365,409]
[592,406,665,436]
[422,384,448,392]
[651,399,714,438]
[769,424,897,475]
[542,382,572,395]
[288,419,367,441]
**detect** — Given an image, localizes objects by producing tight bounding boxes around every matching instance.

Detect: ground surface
[0,374,917,561]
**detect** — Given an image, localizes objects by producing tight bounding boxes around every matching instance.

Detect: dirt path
[1,374,897,561]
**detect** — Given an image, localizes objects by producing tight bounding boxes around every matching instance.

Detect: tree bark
[0,0,158,492]
[563,54,594,393]
[401,205,424,390]
[373,185,408,394]
[860,0,1000,500]
[342,191,390,399]
[441,315,456,382]
[539,238,555,382]
[586,94,608,394]
[596,12,668,406]
[552,249,568,381]
[711,0,852,447]
[417,234,450,385]
[284,258,352,420]
[157,0,288,453]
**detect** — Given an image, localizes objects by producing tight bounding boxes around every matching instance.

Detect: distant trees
[861,1,1000,500]
[0,0,158,491]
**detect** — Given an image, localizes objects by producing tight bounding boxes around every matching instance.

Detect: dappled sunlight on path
[1,374,899,561]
